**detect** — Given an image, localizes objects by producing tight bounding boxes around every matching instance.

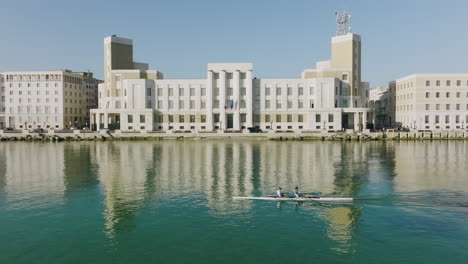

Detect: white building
[0,73,5,128]
[91,28,373,132]
[2,70,100,130]
[389,74,468,131]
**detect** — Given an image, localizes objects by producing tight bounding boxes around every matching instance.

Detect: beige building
[389,74,468,130]
[369,85,391,129]
[2,70,100,130]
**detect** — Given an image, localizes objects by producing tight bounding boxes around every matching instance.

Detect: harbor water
[0,141,467,263]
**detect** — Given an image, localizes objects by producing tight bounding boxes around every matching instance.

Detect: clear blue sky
[1,0,467,86]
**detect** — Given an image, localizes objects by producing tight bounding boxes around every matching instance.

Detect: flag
[230,100,234,109]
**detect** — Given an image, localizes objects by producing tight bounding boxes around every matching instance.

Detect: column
[96,113,100,130]
[220,70,226,130]
[90,113,95,130]
[362,111,367,130]
[206,71,214,131]
[354,112,360,131]
[233,70,240,130]
[246,69,253,128]
[104,112,109,129]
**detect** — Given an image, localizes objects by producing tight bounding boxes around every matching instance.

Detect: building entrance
[227,114,234,129]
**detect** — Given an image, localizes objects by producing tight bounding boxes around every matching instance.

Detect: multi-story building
[91,16,373,132]
[369,85,391,129]
[0,73,5,128]
[389,74,468,131]
[73,71,101,127]
[3,70,100,130]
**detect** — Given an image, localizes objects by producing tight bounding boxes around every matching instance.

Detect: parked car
[247,127,263,133]
[33,128,45,133]
[4,127,14,131]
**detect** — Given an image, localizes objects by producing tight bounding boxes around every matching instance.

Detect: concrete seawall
[1,130,468,142]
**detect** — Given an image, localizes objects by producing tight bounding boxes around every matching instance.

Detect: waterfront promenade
[1,129,468,141]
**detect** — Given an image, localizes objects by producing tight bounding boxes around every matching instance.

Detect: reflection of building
[0,74,5,129]
[91,13,373,132]
[389,74,468,130]
[393,141,468,192]
[2,70,101,129]
[2,143,65,206]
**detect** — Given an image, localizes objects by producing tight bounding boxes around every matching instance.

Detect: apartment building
[91,30,373,132]
[3,70,100,130]
[389,74,468,130]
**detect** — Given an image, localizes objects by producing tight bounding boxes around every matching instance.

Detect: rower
[277,187,285,198]
[294,187,301,198]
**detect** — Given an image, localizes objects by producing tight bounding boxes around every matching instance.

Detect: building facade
[369,85,391,129]
[389,74,468,131]
[0,73,5,128]
[91,31,373,132]
[2,70,100,130]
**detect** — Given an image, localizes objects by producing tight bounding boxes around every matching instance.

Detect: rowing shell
[233,196,353,202]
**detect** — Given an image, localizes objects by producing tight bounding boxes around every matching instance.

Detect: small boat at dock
[233,196,353,202]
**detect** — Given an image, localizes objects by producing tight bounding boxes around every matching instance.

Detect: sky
[1,0,468,87]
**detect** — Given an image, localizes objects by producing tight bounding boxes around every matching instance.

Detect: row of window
[425,104,468,111]
[212,72,247,80]
[425,91,468,98]
[426,80,468,87]
[424,115,468,124]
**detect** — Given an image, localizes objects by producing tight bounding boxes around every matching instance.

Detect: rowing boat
[233,196,353,202]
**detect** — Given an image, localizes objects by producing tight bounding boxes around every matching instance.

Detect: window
[240,72,246,79]
[298,100,303,109]
[456,104,460,110]
[426,92,430,98]
[298,114,304,123]
[287,100,292,108]
[436,92,440,98]
[445,115,450,123]
[328,114,334,122]
[128,115,133,123]
[214,100,219,108]
[226,72,233,79]
[446,104,450,110]
[201,115,206,123]
[190,115,195,123]
[457,80,461,86]
[298,87,304,95]
[265,114,270,123]
[315,114,321,122]
[456,115,460,123]
[435,115,440,123]
[241,87,246,96]
[168,100,174,109]
[190,100,195,109]
[276,114,281,122]
[214,88,219,96]
[179,88,184,96]
[436,104,440,110]
[426,80,430,86]
[287,87,292,95]
[158,88,163,96]
[179,115,184,123]
[158,100,163,108]
[140,115,145,123]
[201,88,206,96]
[276,100,281,109]
[425,104,430,110]
[425,115,429,123]
[446,92,450,98]
[146,87,152,96]
[265,100,270,109]
[240,114,246,123]
[276,87,281,95]
[179,100,184,109]
[342,74,348,81]
[310,86,315,95]
[146,100,152,108]
[287,114,292,122]
[190,88,195,96]
[310,100,315,108]
[456,92,460,98]
[201,100,206,109]
[446,80,451,86]
[168,88,173,96]
[227,88,233,96]
[265,87,270,95]
[168,115,174,123]
[213,72,219,79]
[240,100,246,108]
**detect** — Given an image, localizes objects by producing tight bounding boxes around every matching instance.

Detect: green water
[0,141,467,264]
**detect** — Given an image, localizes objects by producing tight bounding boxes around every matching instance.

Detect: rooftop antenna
[335,10,352,36]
